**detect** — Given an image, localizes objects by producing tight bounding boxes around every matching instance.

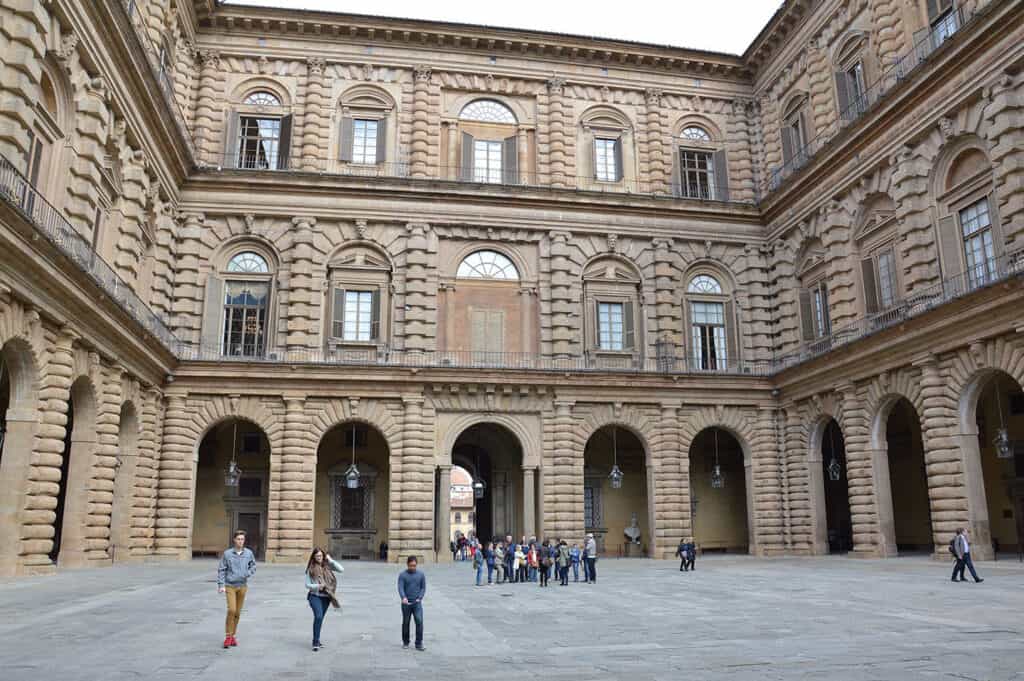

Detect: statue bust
[624,512,642,545]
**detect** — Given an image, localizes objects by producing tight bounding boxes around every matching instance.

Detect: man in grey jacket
[398,555,427,650]
[217,530,257,649]
[951,528,983,583]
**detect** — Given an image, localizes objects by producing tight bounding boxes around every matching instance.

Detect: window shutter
[987,195,1006,260]
[470,308,487,352]
[835,72,851,120]
[936,214,962,278]
[487,310,505,353]
[200,275,224,354]
[926,0,943,21]
[370,288,381,340]
[28,134,43,187]
[799,288,815,341]
[724,299,738,367]
[683,299,693,360]
[712,149,729,202]
[797,112,809,148]
[819,283,831,335]
[594,300,602,349]
[590,136,599,180]
[861,257,879,314]
[460,132,474,181]
[277,114,293,169]
[375,117,387,164]
[671,148,682,197]
[502,134,518,185]
[225,113,240,168]
[780,126,794,165]
[339,116,354,162]
[623,301,635,350]
[613,138,624,182]
[332,288,346,338]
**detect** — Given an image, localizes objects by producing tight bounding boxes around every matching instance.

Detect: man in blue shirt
[397,555,427,650]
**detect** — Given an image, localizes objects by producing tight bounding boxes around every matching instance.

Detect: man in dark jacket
[398,555,427,650]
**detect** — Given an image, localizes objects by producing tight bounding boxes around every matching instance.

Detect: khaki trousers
[224,585,248,636]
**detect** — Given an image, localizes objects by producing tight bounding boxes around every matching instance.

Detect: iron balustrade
[770,5,969,193]
[0,155,178,351]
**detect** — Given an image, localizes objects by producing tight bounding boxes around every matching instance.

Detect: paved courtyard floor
[0,555,1022,680]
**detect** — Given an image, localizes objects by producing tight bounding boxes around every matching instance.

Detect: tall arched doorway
[582,425,650,556]
[0,340,38,574]
[449,465,475,544]
[450,423,525,543]
[52,377,98,566]
[315,421,390,560]
[817,418,852,554]
[109,402,139,562]
[192,419,271,560]
[969,372,1023,557]
[688,427,749,553]
[884,398,933,554]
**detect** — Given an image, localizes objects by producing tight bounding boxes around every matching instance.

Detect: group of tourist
[465,533,600,586]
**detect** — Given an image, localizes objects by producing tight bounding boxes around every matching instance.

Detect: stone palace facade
[0,0,1022,575]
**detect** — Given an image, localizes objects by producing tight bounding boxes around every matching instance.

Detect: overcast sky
[221,0,782,55]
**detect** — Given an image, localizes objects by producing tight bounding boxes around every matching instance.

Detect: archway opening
[451,423,524,544]
[821,418,852,553]
[582,425,649,556]
[886,398,933,553]
[0,355,9,472]
[689,427,749,553]
[315,421,390,560]
[0,340,39,574]
[974,372,1023,556]
[110,402,138,562]
[449,465,475,552]
[192,419,271,560]
[52,377,97,566]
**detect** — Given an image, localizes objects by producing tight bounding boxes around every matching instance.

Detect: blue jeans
[401,602,424,646]
[572,563,579,581]
[487,564,494,583]
[528,566,537,582]
[308,593,331,645]
[475,563,484,585]
[952,553,982,582]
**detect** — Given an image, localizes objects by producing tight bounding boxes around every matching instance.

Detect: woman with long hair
[305,547,343,651]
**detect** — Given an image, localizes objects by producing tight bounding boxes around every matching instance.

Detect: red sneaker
[223,636,232,649]
[229,636,238,647]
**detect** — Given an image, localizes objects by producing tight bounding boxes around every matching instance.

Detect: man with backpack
[950,528,984,583]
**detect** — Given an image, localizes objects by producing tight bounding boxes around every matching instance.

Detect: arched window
[459,100,516,124]
[326,244,392,347]
[834,35,869,121]
[228,89,292,170]
[458,100,518,184]
[685,274,736,371]
[780,95,810,167]
[244,91,281,107]
[674,124,728,201]
[456,250,519,280]
[935,146,1002,290]
[338,85,396,167]
[201,249,275,358]
[582,257,642,354]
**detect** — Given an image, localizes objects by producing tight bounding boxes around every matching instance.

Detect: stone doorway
[451,423,524,543]
[688,427,750,554]
[582,425,649,557]
[820,418,853,554]
[885,398,933,554]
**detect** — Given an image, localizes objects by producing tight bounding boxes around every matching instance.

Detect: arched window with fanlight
[225,88,293,170]
[201,250,275,358]
[445,248,529,358]
[685,274,738,371]
[458,99,519,185]
[672,124,729,201]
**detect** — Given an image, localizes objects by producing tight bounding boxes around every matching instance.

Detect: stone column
[395,396,433,561]
[134,387,163,557]
[172,40,197,128]
[443,120,458,180]
[819,200,858,329]
[546,78,568,188]
[643,88,669,194]
[839,383,889,557]
[194,50,225,163]
[759,94,781,196]
[66,76,110,238]
[286,217,317,353]
[517,126,530,184]
[171,212,203,343]
[892,147,941,293]
[651,403,684,559]
[270,396,313,563]
[402,222,436,352]
[652,239,679,350]
[784,404,817,554]
[806,38,836,134]
[409,65,432,178]
[522,466,536,539]
[726,99,757,203]
[301,58,328,172]
[868,446,898,556]
[436,465,452,562]
[90,364,122,565]
[548,231,575,358]
[156,394,193,558]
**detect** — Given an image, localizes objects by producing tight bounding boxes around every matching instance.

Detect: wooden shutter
[799,288,815,340]
[375,118,387,164]
[671,147,682,197]
[460,132,474,181]
[225,113,240,168]
[724,299,738,367]
[332,288,346,338]
[927,0,953,22]
[835,72,851,120]
[370,289,381,340]
[200,275,224,354]
[277,114,293,169]
[987,195,1006,260]
[613,138,624,182]
[683,299,693,360]
[623,301,635,350]
[594,300,602,349]
[936,214,962,278]
[590,136,599,180]
[487,310,505,353]
[339,116,354,161]
[798,112,809,147]
[861,257,879,314]
[781,126,793,165]
[27,133,43,187]
[819,283,831,335]
[502,134,518,185]
[712,149,729,202]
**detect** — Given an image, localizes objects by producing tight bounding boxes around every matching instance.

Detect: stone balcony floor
[1,555,1022,680]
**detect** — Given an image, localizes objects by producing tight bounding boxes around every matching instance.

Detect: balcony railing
[769,5,969,193]
[0,155,178,350]
[774,249,1024,371]
[197,151,756,206]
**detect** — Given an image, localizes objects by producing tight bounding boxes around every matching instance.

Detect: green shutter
[936,214,962,278]
[332,288,346,339]
[861,257,879,314]
[799,288,815,341]
[277,114,293,169]
[724,299,737,366]
[461,132,475,181]
[613,138,624,182]
[339,116,354,161]
[502,134,518,185]
[712,149,729,202]
[623,301,635,350]
[375,117,387,164]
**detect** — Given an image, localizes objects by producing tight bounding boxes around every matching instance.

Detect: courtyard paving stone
[0,555,1022,680]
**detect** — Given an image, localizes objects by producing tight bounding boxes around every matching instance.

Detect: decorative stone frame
[335,85,397,168]
[223,79,294,169]
[854,194,902,316]
[323,243,393,355]
[669,118,730,202]
[200,241,280,358]
[681,265,739,369]
[795,241,831,342]
[581,256,643,365]
[577,106,635,189]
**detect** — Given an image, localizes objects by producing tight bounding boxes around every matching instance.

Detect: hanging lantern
[472,477,486,499]
[710,428,725,489]
[994,427,1012,459]
[826,424,843,481]
[224,422,242,487]
[609,425,624,489]
[345,425,361,488]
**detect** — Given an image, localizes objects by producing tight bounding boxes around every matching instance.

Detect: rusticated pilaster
[286,217,317,350]
[546,400,580,540]
[547,230,575,357]
[302,58,329,171]
[652,403,684,558]
[806,39,835,133]
[270,396,314,562]
[987,72,1024,253]
[155,395,192,558]
[402,222,437,351]
[727,99,757,202]
[819,201,858,329]
[750,407,784,555]
[410,65,432,178]
[65,77,111,239]
[194,50,225,162]
[394,396,433,560]
[0,0,50,168]
[892,147,941,293]
[652,239,680,346]
[546,77,569,188]
[643,88,668,194]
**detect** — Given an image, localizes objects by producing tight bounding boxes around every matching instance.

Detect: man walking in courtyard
[398,555,427,650]
[217,529,256,649]
[585,533,598,583]
[951,528,984,584]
